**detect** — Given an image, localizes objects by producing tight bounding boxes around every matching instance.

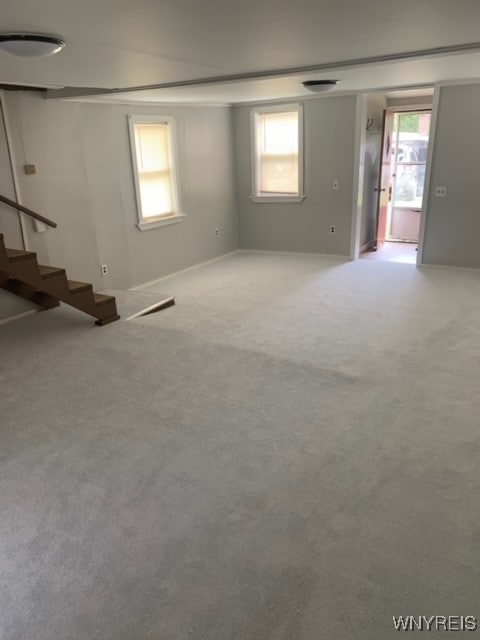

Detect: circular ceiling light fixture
[0,34,65,57]
[302,80,338,93]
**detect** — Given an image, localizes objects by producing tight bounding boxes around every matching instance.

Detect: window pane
[392,112,430,209]
[259,111,298,154]
[256,110,299,195]
[135,123,170,171]
[393,163,425,208]
[132,120,176,220]
[139,171,173,218]
[260,154,299,194]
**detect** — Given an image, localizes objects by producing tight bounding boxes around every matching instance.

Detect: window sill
[249,195,306,204]
[136,214,186,231]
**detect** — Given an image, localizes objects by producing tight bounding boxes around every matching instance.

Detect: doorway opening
[359,96,433,264]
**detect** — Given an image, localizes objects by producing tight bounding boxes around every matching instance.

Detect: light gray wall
[360,93,386,248]
[4,83,479,323]
[4,92,237,294]
[0,288,33,322]
[387,95,433,108]
[233,95,357,255]
[422,84,480,268]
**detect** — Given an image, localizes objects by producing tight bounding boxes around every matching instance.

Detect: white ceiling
[1,0,480,103]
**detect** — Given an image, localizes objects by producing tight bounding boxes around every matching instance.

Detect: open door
[373,110,394,249]
[373,109,431,250]
[389,111,431,242]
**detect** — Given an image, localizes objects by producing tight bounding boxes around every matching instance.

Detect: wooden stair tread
[38,264,66,278]
[94,293,116,306]
[1,241,119,325]
[6,248,37,262]
[68,280,92,293]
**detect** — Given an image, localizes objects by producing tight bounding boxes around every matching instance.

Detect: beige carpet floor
[1,251,480,639]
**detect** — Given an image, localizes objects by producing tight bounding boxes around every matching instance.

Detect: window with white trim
[128,115,182,229]
[251,104,304,202]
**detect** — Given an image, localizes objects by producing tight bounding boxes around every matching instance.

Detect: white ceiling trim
[44,41,480,100]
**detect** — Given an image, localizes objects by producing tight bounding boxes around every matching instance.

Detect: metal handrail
[0,193,57,228]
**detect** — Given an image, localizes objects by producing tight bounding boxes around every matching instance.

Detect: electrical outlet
[332,179,339,191]
[101,264,108,276]
[435,186,447,197]
[330,225,336,234]
[215,227,219,237]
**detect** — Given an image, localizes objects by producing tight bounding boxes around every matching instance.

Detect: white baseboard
[238,248,348,259]
[132,250,239,290]
[0,309,37,326]
[419,262,480,273]
[133,248,353,292]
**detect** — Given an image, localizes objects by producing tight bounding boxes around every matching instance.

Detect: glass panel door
[389,111,431,241]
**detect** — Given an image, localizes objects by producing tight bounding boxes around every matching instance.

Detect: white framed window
[128,115,184,230]
[250,103,305,203]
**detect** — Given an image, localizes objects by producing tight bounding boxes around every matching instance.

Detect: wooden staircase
[0,233,119,325]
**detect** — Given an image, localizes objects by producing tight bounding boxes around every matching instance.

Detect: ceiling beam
[45,41,480,100]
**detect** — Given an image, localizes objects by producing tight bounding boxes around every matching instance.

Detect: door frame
[384,107,431,244]
[416,87,440,265]
[373,108,394,248]
[350,88,440,265]
[0,90,28,250]
[349,94,367,261]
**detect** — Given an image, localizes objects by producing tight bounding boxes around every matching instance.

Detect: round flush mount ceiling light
[0,34,65,57]
[302,80,339,93]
